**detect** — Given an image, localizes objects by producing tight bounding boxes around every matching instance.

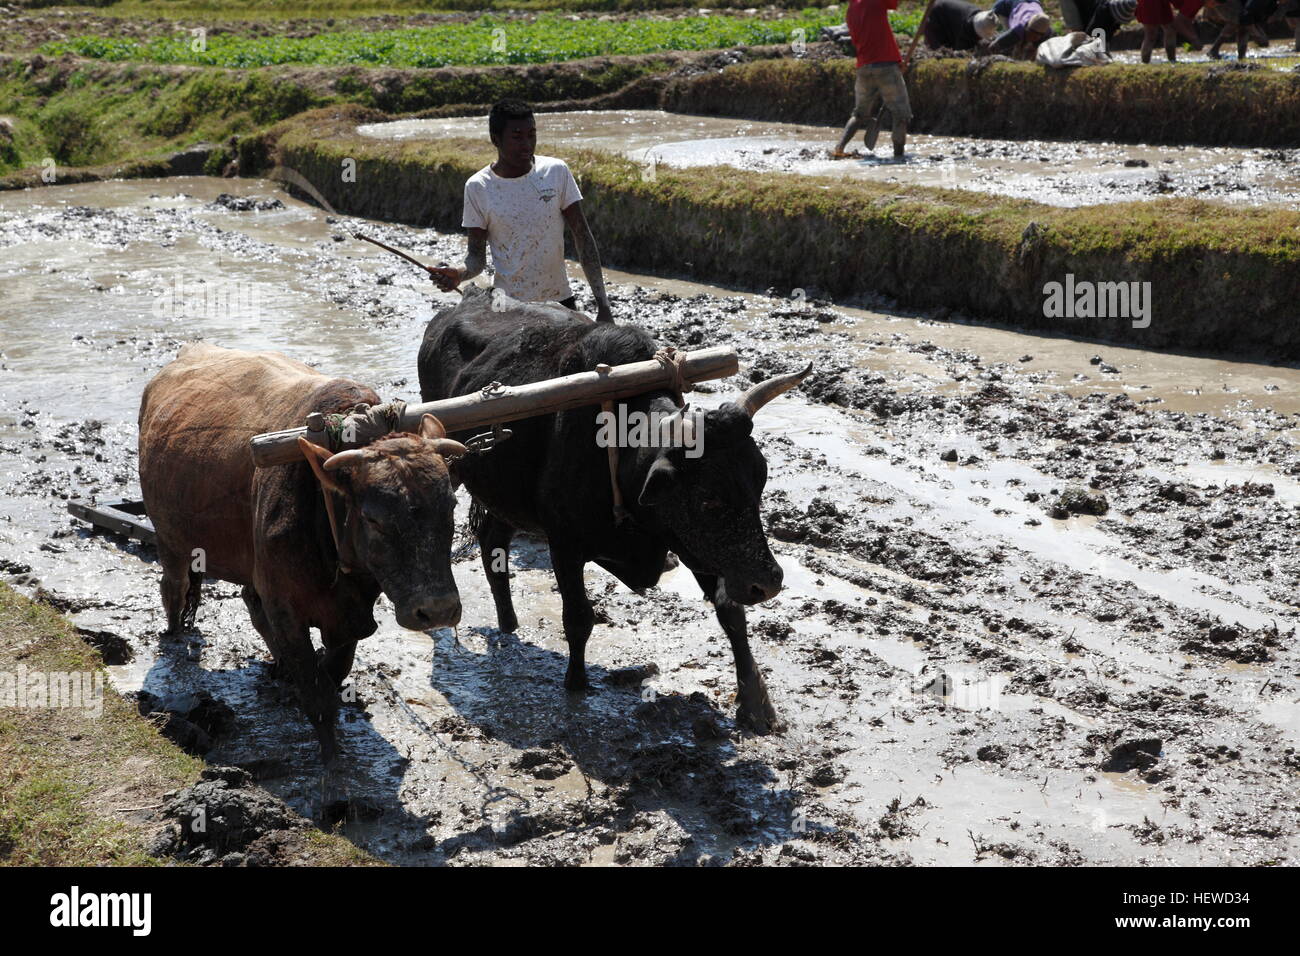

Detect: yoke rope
[653,346,691,409]
[321,399,409,451]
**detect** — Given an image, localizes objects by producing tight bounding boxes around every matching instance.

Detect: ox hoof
[736,694,781,736]
[564,670,591,694]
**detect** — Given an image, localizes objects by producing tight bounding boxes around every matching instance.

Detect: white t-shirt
[462,155,582,303]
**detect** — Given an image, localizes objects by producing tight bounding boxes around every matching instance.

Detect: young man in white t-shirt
[428,100,613,323]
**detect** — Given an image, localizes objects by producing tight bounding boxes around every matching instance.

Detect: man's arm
[986,26,1018,52]
[428,228,486,292]
[561,200,613,323]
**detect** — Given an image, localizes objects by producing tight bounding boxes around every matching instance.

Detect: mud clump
[137,689,236,755]
[806,762,847,787]
[512,747,574,780]
[1050,486,1109,518]
[73,625,132,665]
[766,494,850,549]
[1101,736,1163,773]
[1157,483,1195,505]
[1178,620,1286,664]
[150,767,309,866]
[210,192,284,212]
[604,662,660,688]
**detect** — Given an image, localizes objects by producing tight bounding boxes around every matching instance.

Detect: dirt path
[1,176,1297,865]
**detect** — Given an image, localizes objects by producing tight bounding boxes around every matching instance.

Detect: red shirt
[847,0,902,66]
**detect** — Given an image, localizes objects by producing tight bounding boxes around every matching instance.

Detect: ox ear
[417,414,447,440]
[297,437,344,495]
[638,456,677,508]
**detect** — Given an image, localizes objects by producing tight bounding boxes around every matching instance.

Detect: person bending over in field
[1060,0,1101,31]
[986,0,1055,58]
[427,99,614,322]
[1086,0,1138,43]
[923,0,1000,50]
[831,0,914,161]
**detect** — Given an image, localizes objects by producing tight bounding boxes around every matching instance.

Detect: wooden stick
[354,232,463,295]
[353,232,430,272]
[249,346,739,467]
[901,0,939,72]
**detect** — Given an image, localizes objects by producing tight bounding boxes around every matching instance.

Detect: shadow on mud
[423,621,810,864]
[133,597,435,857]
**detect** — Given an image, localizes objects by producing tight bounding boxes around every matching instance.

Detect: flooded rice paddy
[1,176,1298,865]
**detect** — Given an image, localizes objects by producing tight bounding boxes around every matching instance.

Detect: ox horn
[429,438,469,459]
[739,363,813,417]
[322,449,368,471]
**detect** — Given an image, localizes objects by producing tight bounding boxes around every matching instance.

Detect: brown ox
[138,343,465,763]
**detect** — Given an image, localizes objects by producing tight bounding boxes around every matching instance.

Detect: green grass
[39,10,872,68]
[0,581,378,865]
[0,48,699,176]
[0,582,201,865]
[0,61,330,174]
[30,0,1031,15]
[42,0,827,14]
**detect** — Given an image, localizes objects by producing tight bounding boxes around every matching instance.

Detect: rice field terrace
[1,0,1298,898]
[34,9,894,67]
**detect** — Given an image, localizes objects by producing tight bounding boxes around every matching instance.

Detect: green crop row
[37,10,923,69]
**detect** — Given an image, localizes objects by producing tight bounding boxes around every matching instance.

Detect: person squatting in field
[986,0,1055,58]
[831,0,914,161]
[426,99,614,322]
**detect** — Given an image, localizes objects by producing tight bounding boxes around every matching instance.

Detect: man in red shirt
[832,0,913,160]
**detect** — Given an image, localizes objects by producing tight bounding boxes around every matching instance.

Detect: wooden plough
[67,498,156,544]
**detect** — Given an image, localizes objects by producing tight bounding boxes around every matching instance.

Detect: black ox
[418,289,810,732]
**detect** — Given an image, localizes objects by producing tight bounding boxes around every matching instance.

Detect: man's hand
[426,265,462,292]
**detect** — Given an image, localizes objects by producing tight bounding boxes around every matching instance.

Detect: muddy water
[1106,45,1300,68]
[358,110,1300,208]
[2,176,1298,865]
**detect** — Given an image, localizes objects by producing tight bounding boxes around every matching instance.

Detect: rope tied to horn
[321,399,409,451]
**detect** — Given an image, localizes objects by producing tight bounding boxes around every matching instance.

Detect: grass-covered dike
[5,44,1295,186]
[0,581,377,865]
[0,48,743,178]
[665,57,1300,148]
[260,104,1299,358]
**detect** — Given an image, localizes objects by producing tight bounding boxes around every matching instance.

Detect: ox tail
[453,496,490,560]
[468,497,489,540]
